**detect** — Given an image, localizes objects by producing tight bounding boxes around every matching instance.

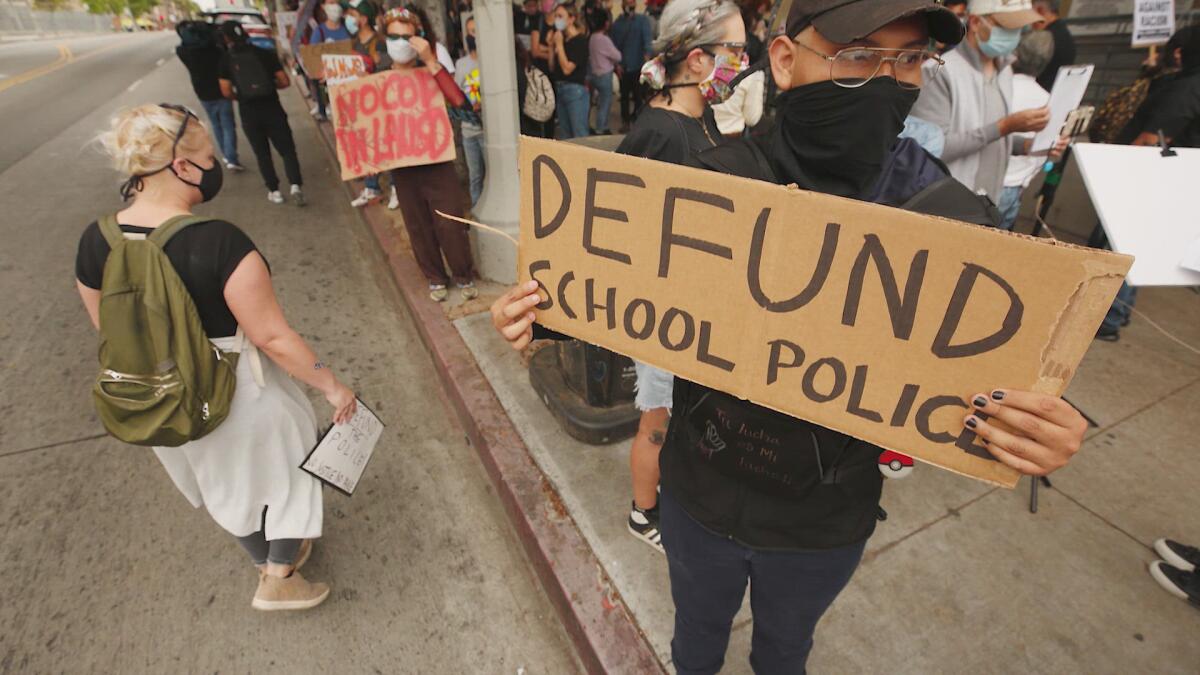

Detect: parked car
[203,8,276,51]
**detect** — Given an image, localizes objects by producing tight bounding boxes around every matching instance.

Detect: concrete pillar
[471,0,521,283]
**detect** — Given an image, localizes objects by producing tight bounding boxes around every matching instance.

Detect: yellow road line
[0,43,72,94]
[0,36,139,95]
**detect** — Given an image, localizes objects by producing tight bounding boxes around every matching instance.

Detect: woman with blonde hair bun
[76,103,357,611]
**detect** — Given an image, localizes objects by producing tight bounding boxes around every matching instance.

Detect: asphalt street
[0,32,582,673]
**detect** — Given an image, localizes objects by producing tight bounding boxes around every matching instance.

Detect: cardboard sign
[328,68,456,181]
[321,53,368,85]
[517,137,1132,488]
[299,39,355,79]
[301,400,384,496]
[1132,0,1175,47]
[1031,64,1094,153]
[1073,143,1200,286]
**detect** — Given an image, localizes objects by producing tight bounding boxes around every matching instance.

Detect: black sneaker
[1149,561,1200,607]
[1095,325,1120,342]
[628,502,664,554]
[1155,538,1200,572]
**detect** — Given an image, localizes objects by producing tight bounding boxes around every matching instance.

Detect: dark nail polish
[965,417,978,429]
[972,396,988,408]
[991,390,1006,401]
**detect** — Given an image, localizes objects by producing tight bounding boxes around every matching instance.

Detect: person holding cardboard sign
[380,7,479,302]
[493,0,1092,669]
[613,0,746,553]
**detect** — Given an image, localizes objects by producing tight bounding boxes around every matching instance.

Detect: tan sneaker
[252,571,330,611]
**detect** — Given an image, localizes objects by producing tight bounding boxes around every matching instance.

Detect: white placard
[1031,64,1094,153]
[1072,143,1200,286]
[1181,237,1200,273]
[1132,0,1175,47]
[301,399,384,495]
[320,54,368,85]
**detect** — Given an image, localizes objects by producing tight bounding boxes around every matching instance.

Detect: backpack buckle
[201,402,210,421]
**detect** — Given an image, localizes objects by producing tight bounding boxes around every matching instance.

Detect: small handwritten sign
[321,53,368,86]
[1132,0,1175,47]
[299,39,355,79]
[301,400,384,496]
[328,68,456,180]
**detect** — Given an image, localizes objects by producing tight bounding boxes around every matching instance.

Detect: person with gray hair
[997,28,1054,230]
[1032,0,1075,90]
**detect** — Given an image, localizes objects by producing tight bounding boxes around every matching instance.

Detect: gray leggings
[235,507,302,566]
[236,530,302,566]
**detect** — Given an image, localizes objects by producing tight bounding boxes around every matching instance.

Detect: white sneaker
[350,187,381,208]
[267,190,285,204]
[387,185,399,210]
[291,184,306,207]
[224,160,245,172]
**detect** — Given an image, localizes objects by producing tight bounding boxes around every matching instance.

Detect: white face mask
[554,17,568,31]
[345,15,359,33]
[324,3,343,22]
[386,37,418,64]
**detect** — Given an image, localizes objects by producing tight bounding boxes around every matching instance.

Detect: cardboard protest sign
[517,137,1132,488]
[321,53,368,85]
[1073,143,1200,286]
[1132,0,1174,47]
[328,69,456,181]
[298,39,355,79]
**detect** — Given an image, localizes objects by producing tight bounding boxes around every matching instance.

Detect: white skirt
[153,335,323,540]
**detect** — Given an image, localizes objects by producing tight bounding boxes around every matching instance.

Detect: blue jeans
[555,81,590,140]
[589,71,614,133]
[1088,224,1138,331]
[365,174,381,192]
[661,491,866,675]
[201,98,238,165]
[996,184,1022,231]
[462,129,485,206]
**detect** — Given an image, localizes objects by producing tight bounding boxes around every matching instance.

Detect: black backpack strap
[148,215,213,247]
[900,177,1003,228]
[97,214,127,248]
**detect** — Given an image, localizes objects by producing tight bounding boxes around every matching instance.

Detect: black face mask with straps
[120,103,224,203]
[769,77,919,199]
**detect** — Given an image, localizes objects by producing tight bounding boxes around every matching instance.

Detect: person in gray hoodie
[909,0,1051,204]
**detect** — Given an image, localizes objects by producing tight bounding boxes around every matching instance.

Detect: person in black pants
[217,22,305,206]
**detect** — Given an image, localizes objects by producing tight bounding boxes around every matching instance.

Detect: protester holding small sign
[910,0,1062,205]
[77,104,357,611]
[304,0,353,121]
[493,0,1091,669]
[381,7,478,301]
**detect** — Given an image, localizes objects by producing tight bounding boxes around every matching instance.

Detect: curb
[306,105,663,674]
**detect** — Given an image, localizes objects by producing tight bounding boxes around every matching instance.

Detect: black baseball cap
[784,0,964,46]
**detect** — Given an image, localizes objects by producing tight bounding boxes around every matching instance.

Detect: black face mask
[172,158,224,202]
[466,34,477,52]
[770,78,918,199]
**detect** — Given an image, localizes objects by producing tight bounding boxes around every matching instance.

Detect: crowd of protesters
[82,0,1199,667]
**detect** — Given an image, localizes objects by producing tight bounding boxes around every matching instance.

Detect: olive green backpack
[92,214,238,447]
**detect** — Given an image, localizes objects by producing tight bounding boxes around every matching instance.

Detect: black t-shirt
[514,10,542,37]
[1037,20,1076,91]
[616,106,722,164]
[176,44,224,101]
[560,34,590,86]
[218,45,284,106]
[535,23,554,78]
[1144,71,1200,148]
[75,220,260,338]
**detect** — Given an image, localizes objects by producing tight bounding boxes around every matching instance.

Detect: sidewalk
[0,57,582,672]
[313,67,1197,672]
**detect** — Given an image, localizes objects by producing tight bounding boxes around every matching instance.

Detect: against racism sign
[299,39,355,79]
[517,137,1133,488]
[321,54,368,85]
[328,69,456,181]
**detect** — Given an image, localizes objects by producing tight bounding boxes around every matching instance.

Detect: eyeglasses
[696,41,748,52]
[794,42,943,90]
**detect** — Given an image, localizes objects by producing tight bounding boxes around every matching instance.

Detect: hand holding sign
[964,389,1087,476]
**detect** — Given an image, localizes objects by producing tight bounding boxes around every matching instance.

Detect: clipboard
[300,398,385,496]
[1031,65,1094,153]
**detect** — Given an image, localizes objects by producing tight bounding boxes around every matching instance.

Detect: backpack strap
[97,214,128,248]
[148,215,213,247]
